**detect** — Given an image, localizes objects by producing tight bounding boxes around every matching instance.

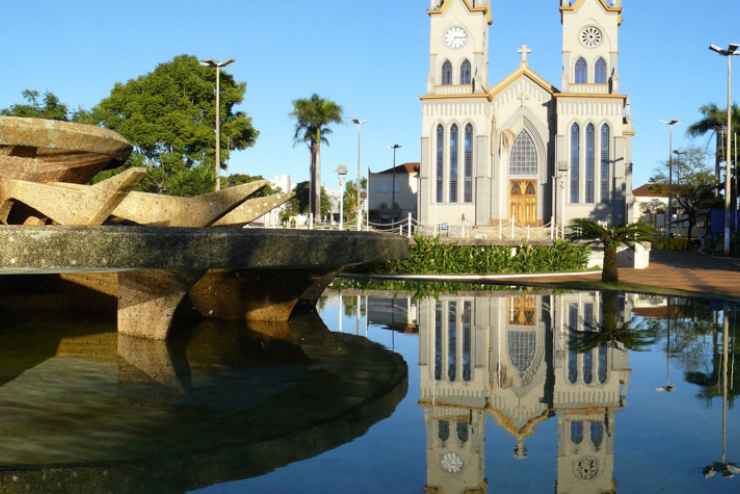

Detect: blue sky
[1,0,738,188]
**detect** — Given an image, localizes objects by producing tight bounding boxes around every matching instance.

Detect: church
[418,0,635,231]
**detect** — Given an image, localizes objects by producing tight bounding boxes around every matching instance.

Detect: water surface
[0,287,737,493]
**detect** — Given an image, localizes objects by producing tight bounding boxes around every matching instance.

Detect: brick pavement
[511,251,740,301]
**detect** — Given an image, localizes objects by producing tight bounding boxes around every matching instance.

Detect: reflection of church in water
[418,292,631,493]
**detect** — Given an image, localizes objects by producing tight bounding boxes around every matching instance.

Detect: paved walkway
[513,252,740,300]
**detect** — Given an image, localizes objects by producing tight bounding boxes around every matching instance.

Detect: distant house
[631,183,685,229]
[368,162,419,221]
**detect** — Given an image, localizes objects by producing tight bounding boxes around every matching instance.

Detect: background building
[368,162,420,221]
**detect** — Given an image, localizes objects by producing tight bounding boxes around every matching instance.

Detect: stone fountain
[0,117,407,340]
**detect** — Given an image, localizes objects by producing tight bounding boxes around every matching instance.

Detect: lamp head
[729,43,739,54]
[221,58,236,67]
[200,59,217,67]
[710,44,726,55]
[336,164,348,176]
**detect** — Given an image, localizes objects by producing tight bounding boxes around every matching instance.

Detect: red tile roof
[633,183,685,198]
[373,162,420,175]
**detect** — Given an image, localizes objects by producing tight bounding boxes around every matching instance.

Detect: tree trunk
[602,242,619,283]
[688,215,695,241]
[310,141,321,221]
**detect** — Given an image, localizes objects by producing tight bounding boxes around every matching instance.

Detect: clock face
[444,26,468,49]
[580,26,603,48]
[440,452,464,473]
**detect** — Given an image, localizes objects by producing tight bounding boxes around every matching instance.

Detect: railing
[266,213,563,242]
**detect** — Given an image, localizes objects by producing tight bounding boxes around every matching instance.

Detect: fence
[271,213,564,242]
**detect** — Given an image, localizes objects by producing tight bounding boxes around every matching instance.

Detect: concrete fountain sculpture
[0,117,407,340]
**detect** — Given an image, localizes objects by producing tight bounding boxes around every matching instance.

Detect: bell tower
[427,0,492,95]
[560,0,623,93]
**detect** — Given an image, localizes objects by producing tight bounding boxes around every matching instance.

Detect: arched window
[463,301,472,381]
[438,420,450,442]
[442,61,453,85]
[575,57,588,84]
[449,124,459,203]
[570,124,580,203]
[595,58,608,84]
[457,421,469,443]
[584,350,594,384]
[448,301,457,382]
[598,343,608,383]
[571,421,584,445]
[591,422,604,449]
[436,125,444,203]
[510,130,538,176]
[509,330,536,379]
[464,124,474,202]
[586,124,595,203]
[460,59,472,85]
[568,303,579,384]
[600,124,610,202]
[434,302,443,380]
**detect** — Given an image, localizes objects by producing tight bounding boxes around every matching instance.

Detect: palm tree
[569,292,656,353]
[290,94,343,220]
[568,219,654,283]
[687,104,740,182]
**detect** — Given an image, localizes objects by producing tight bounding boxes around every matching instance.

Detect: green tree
[568,219,654,283]
[290,94,343,220]
[569,292,656,353]
[1,89,72,121]
[88,54,258,196]
[650,147,720,239]
[687,104,740,180]
[223,173,276,197]
[280,181,331,223]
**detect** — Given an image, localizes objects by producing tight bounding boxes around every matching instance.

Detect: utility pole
[661,119,680,236]
[200,58,235,192]
[352,118,367,231]
[709,43,739,255]
[390,144,402,221]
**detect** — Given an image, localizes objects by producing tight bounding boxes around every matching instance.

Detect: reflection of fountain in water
[0,312,408,493]
[415,290,633,494]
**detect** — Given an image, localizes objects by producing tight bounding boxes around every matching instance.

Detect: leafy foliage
[280,181,332,221]
[569,292,656,353]
[0,89,74,121]
[568,219,654,283]
[87,54,259,195]
[373,236,590,275]
[290,94,343,218]
[687,104,740,163]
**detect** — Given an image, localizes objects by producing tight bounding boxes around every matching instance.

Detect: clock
[579,26,603,48]
[444,26,468,49]
[440,452,464,473]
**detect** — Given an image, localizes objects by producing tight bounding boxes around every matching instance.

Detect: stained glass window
[510,130,538,176]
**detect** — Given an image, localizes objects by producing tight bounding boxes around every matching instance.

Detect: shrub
[379,237,589,275]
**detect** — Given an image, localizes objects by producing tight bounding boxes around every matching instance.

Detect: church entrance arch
[510,180,537,226]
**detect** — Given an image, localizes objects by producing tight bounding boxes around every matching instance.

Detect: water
[0,287,737,493]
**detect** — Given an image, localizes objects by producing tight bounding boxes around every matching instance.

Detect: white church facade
[418,0,635,231]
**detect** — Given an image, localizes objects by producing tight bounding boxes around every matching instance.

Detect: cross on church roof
[517,44,532,65]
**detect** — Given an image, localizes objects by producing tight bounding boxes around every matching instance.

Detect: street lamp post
[337,164,348,230]
[661,119,680,237]
[709,43,739,255]
[352,118,368,231]
[200,58,235,192]
[389,144,402,221]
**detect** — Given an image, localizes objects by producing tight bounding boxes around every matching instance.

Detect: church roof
[560,0,623,25]
[488,65,559,99]
[428,0,493,26]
